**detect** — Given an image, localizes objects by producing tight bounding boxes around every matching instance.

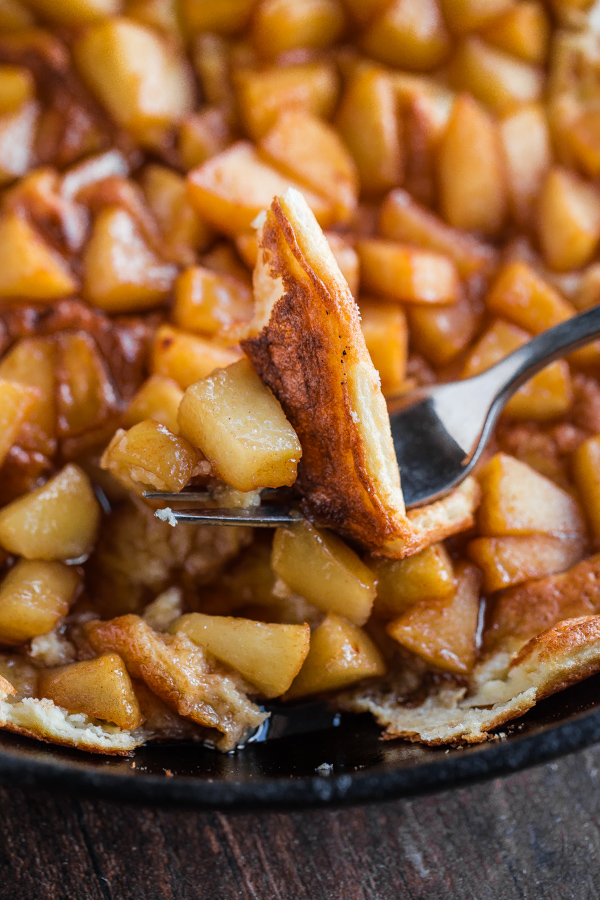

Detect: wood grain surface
[1,744,599,900]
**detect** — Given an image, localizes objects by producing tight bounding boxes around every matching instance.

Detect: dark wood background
[2,744,599,900]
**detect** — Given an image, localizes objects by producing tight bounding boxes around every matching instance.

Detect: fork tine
[155,506,302,527]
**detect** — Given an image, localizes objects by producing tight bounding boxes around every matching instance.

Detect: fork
[145,304,600,524]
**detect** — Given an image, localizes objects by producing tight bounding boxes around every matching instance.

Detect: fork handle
[483,304,600,403]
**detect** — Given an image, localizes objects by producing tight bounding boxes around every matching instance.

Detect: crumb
[164,769,173,778]
[350,409,360,424]
[154,507,177,527]
[316,762,333,776]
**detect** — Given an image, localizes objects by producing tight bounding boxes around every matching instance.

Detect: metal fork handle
[483,304,600,401]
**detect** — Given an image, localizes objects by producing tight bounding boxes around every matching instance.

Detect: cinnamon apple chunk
[0,464,101,561]
[178,357,302,491]
[467,534,585,593]
[123,375,184,435]
[101,419,201,495]
[0,380,40,467]
[271,520,377,626]
[38,654,143,730]
[171,613,310,698]
[285,614,386,700]
[0,560,80,646]
[372,543,455,618]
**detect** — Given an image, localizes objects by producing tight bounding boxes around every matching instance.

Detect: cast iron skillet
[1,673,600,808]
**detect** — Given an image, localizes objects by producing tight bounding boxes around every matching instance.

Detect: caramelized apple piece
[0,380,39,467]
[448,37,543,113]
[358,299,408,396]
[565,108,600,178]
[379,188,497,277]
[356,239,459,304]
[123,375,184,435]
[336,65,403,196]
[25,0,120,25]
[141,164,212,264]
[485,262,573,333]
[572,435,600,545]
[178,358,301,491]
[537,167,600,271]
[187,142,333,236]
[178,108,232,171]
[440,0,513,34]
[101,419,200,495]
[477,453,586,538]
[83,207,178,313]
[467,534,585,593]
[38,653,143,729]
[408,296,478,366]
[0,559,80,646]
[372,543,455,618]
[286,614,386,699]
[0,211,76,300]
[0,64,32,114]
[386,563,481,675]
[325,233,360,297]
[0,338,57,456]
[362,0,450,71]
[171,613,310,698]
[0,464,101,560]
[172,266,253,337]
[151,324,241,389]
[259,110,358,224]
[74,18,194,144]
[481,2,549,64]
[437,93,507,236]
[462,319,572,421]
[55,331,117,445]
[181,0,255,35]
[251,0,345,59]
[500,104,552,227]
[233,61,339,140]
[272,520,377,626]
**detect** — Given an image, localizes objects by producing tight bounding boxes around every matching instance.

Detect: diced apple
[178,108,232,171]
[187,142,333,236]
[251,0,345,59]
[537,167,600,271]
[358,299,408,396]
[462,319,572,421]
[74,18,194,144]
[151,324,241,389]
[172,266,253,337]
[0,64,32,114]
[485,262,573,334]
[372,543,455,618]
[141,164,212,264]
[285,614,386,699]
[178,358,301,491]
[271,520,376,626]
[82,207,178,313]
[123,375,184,435]
[356,238,459,304]
[448,37,543,113]
[467,534,585,592]
[386,563,480,675]
[0,380,39,467]
[259,110,358,224]
[0,559,80,646]
[477,452,586,538]
[101,419,200,495]
[378,188,497,277]
[55,331,116,443]
[171,612,310,698]
[500,104,552,227]
[440,0,513,34]
[565,109,600,178]
[572,435,600,544]
[407,296,478,366]
[481,2,550,65]
[38,653,143,729]
[24,0,119,25]
[181,0,256,36]
[362,0,450,71]
[233,61,339,140]
[0,211,76,300]
[0,464,101,560]
[0,338,56,456]
[335,65,403,196]
[437,93,507,236]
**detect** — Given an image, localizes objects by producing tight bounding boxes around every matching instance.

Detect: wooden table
[1,742,599,900]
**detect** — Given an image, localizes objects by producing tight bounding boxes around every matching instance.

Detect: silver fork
[145,304,600,524]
